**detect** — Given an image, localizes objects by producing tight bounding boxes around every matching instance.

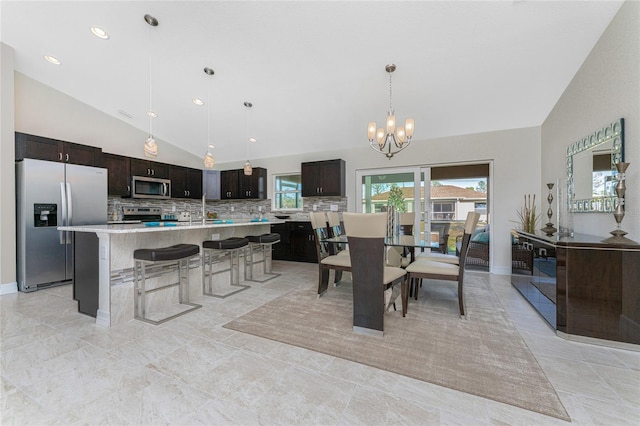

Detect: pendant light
[243,101,256,176]
[143,14,159,157]
[203,67,215,168]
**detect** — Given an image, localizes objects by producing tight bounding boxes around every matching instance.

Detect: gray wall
[542,0,639,242]
[0,43,16,292]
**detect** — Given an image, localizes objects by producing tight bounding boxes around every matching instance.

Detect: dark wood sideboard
[511,230,640,346]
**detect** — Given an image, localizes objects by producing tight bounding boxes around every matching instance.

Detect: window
[274,173,303,210]
[431,202,455,220]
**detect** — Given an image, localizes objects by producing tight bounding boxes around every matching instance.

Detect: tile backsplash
[108,196,347,222]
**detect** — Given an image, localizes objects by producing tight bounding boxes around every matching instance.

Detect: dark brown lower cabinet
[511,230,640,345]
[271,222,317,263]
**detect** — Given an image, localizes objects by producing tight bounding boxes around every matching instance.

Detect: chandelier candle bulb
[368,123,377,140]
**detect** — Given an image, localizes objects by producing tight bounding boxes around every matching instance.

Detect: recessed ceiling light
[248,137,257,143]
[192,98,204,106]
[44,55,61,65]
[147,111,158,118]
[90,26,109,40]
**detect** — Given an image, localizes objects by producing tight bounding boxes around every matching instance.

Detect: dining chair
[405,211,480,317]
[430,222,451,254]
[309,211,351,297]
[343,213,408,332]
[326,211,349,257]
[387,212,414,268]
[397,212,415,236]
[416,216,476,265]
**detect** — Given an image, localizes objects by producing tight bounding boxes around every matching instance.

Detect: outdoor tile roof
[371,185,486,201]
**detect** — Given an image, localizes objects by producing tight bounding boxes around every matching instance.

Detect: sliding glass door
[356,166,426,243]
[357,163,490,257]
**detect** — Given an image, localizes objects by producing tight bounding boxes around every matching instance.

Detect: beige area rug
[224,274,570,421]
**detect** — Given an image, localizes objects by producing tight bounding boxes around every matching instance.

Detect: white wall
[7,83,541,276]
[542,0,639,242]
[221,126,542,275]
[14,73,203,168]
[6,55,547,277]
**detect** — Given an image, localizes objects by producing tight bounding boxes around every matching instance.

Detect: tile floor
[1,261,638,425]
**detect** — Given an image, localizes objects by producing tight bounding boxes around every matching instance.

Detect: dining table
[321,234,439,335]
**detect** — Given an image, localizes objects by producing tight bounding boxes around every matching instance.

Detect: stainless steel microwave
[131,175,171,199]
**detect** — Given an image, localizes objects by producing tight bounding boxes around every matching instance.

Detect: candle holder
[603,162,637,244]
[541,183,557,236]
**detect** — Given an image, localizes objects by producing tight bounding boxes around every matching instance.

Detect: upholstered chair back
[343,213,387,238]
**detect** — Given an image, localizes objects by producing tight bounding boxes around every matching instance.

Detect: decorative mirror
[567,118,624,213]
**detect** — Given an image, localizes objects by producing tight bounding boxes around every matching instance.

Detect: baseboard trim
[0,281,18,295]
[557,330,640,352]
[491,266,511,276]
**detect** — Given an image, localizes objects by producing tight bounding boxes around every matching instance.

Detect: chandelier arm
[369,142,387,153]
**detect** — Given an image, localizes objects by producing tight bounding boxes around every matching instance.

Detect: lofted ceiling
[1,1,623,164]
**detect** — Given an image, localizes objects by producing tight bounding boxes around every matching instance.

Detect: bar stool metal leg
[133,244,202,325]
[202,237,251,298]
[245,233,281,283]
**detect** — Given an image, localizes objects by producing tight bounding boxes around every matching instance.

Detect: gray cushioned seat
[203,237,249,250]
[246,233,280,244]
[134,244,200,262]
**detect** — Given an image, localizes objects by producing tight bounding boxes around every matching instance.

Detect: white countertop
[58,220,282,234]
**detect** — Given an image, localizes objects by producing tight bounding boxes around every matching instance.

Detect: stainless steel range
[122,206,162,222]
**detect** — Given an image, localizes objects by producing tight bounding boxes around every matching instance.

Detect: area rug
[224,275,570,421]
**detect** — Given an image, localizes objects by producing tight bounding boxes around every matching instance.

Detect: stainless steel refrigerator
[16,158,107,292]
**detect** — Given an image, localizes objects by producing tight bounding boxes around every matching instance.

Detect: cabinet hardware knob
[59,152,63,161]
[65,153,69,162]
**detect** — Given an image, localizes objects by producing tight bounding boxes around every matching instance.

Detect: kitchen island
[58,220,277,327]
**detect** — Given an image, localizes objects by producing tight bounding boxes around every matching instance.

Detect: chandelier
[203,67,215,168]
[367,64,414,159]
[143,14,159,158]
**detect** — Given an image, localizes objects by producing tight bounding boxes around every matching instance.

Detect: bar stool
[133,244,202,325]
[202,237,250,298]
[244,233,281,282]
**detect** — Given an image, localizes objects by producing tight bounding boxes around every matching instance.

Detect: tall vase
[541,183,557,236]
[557,178,573,237]
[387,206,396,238]
[603,162,637,244]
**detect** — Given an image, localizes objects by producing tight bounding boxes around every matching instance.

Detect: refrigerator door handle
[66,182,73,243]
[60,182,67,244]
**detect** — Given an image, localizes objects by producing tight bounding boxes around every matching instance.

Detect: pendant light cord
[388,71,393,112]
[148,24,153,137]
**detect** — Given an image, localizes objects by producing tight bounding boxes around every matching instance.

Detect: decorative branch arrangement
[516,194,540,233]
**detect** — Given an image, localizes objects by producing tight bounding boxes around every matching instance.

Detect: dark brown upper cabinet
[130,158,169,179]
[15,132,102,167]
[170,165,202,199]
[221,167,267,199]
[301,159,345,197]
[101,153,130,196]
[220,169,240,200]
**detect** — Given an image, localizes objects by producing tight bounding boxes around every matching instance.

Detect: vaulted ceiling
[1,1,623,163]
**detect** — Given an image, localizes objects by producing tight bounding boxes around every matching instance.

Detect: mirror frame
[567,118,624,213]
